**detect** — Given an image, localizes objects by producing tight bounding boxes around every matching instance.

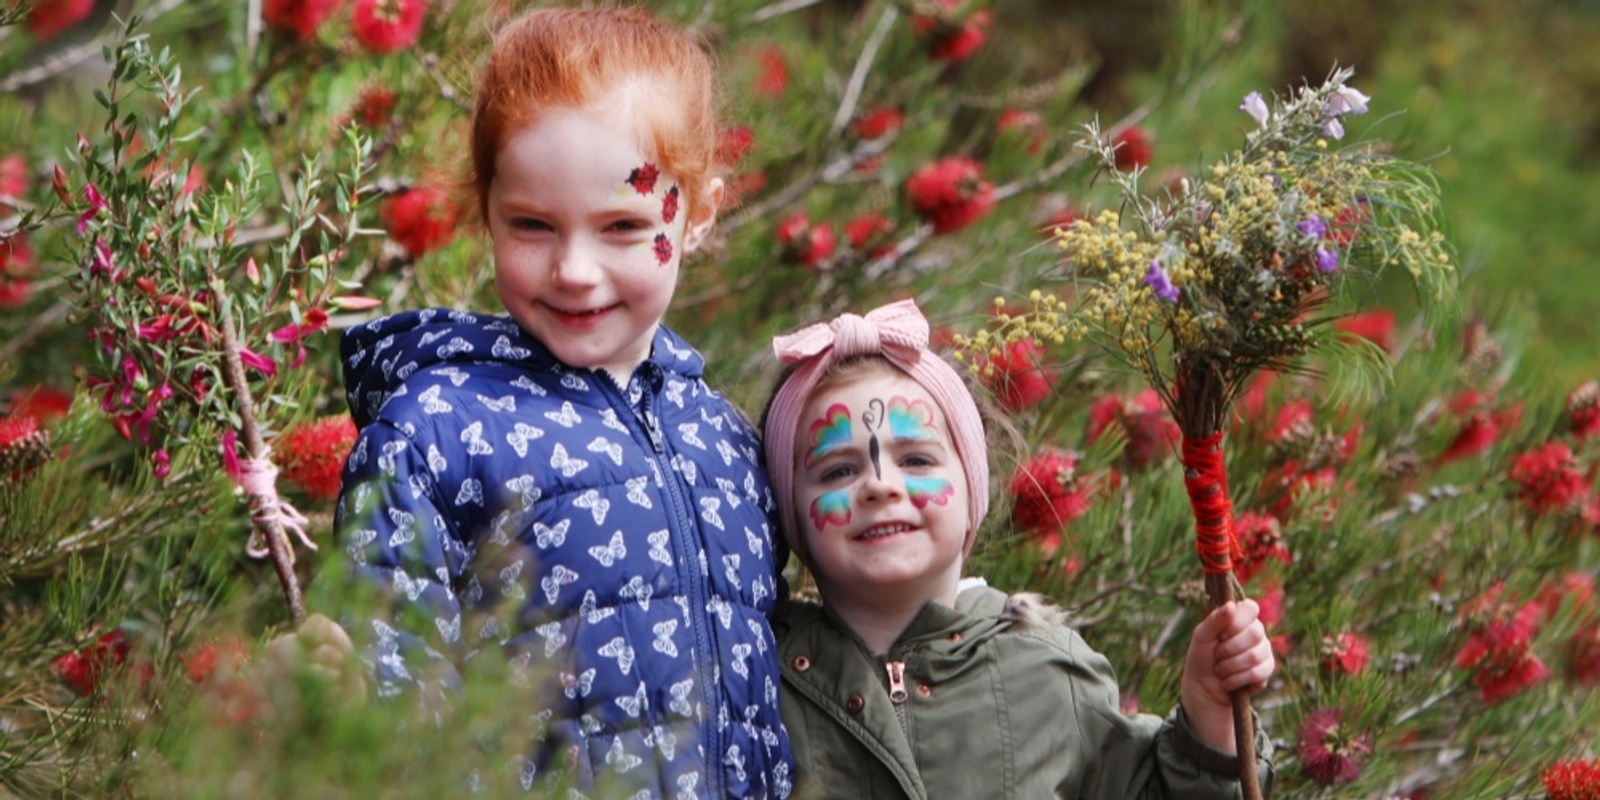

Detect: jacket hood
[340,308,706,429]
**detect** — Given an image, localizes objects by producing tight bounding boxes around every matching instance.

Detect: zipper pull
[885,660,908,704]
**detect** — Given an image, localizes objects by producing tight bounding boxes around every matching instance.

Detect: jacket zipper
[885,659,910,741]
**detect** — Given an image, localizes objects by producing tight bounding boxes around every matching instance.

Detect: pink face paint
[887,396,939,442]
[906,476,954,508]
[626,163,660,195]
[804,403,853,468]
[662,185,680,224]
[653,233,673,266]
[809,490,852,532]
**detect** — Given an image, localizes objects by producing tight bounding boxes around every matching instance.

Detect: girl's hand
[1179,599,1274,754]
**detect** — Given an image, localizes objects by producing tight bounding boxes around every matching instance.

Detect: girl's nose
[858,465,905,504]
[552,238,602,287]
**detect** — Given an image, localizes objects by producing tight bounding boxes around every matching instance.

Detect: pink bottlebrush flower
[1435,411,1502,465]
[980,338,1055,412]
[1508,442,1589,515]
[1086,389,1180,470]
[1539,571,1597,621]
[347,84,397,131]
[1543,758,1600,800]
[351,0,427,54]
[718,126,755,166]
[1010,447,1094,546]
[997,108,1046,155]
[843,212,894,255]
[53,630,131,696]
[1112,126,1153,172]
[263,0,343,40]
[1296,708,1372,787]
[1456,594,1551,704]
[1320,632,1371,676]
[1233,511,1290,585]
[0,155,26,210]
[751,45,788,99]
[905,157,995,235]
[775,211,837,268]
[25,0,94,41]
[8,386,73,425]
[382,185,457,257]
[275,415,358,500]
[1566,381,1600,442]
[1569,624,1600,688]
[852,107,904,140]
[1336,309,1397,353]
[910,7,990,63]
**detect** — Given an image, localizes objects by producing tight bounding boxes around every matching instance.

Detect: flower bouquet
[963,68,1455,798]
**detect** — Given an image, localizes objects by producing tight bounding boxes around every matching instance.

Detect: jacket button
[947,632,962,643]
[916,682,932,698]
[845,693,865,714]
[792,655,811,672]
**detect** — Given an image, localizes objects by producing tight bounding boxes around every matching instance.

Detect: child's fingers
[1214,632,1275,692]
[1198,599,1262,642]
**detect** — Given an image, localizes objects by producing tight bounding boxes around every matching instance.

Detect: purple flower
[1322,117,1346,140]
[1297,215,1327,238]
[1327,86,1371,117]
[1315,246,1339,273]
[77,183,107,234]
[1240,91,1269,128]
[152,449,171,480]
[1144,259,1179,302]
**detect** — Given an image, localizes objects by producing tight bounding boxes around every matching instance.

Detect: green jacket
[773,583,1274,800]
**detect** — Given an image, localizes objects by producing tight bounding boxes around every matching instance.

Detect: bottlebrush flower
[382,185,457,257]
[53,630,131,696]
[1538,571,1596,620]
[979,338,1054,412]
[852,107,904,140]
[0,414,52,483]
[25,0,93,41]
[263,0,343,40]
[1566,381,1600,442]
[1456,593,1551,703]
[718,125,755,166]
[997,108,1046,155]
[1010,447,1094,547]
[750,45,788,99]
[775,211,837,269]
[905,157,995,235]
[185,638,251,684]
[1336,309,1396,353]
[0,232,35,308]
[0,155,25,210]
[1570,624,1600,688]
[1435,391,1520,465]
[1320,631,1371,676]
[1085,389,1180,469]
[1507,442,1589,515]
[910,5,990,63]
[1112,126,1153,172]
[8,385,73,424]
[1542,758,1600,800]
[1233,510,1290,584]
[275,415,358,500]
[1296,708,1372,787]
[351,0,426,54]
[844,212,894,254]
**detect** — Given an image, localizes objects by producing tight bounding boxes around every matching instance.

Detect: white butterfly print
[751,576,769,607]
[677,422,705,450]
[675,773,700,800]
[723,554,743,591]
[652,619,679,657]
[422,444,445,474]
[347,528,378,558]
[363,390,390,416]
[550,444,589,477]
[560,667,596,700]
[418,384,453,415]
[436,336,473,358]
[668,679,695,717]
[624,476,654,509]
[435,613,461,643]
[498,558,523,586]
[662,337,693,362]
[391,569,428,602]
[540,564,579,604]
[477,393,517,413]
[598,637,636,674]
[455,478,484,507]
[346,345,368,370]
[477,616,502,642]
[664,379,687,409]
[599,408,630,433]
[377,440,407,475]
[460,421,494,456]
[491,335,531,360]
[586,435,624,466]
[533,519,569,549]
[348,437,369,469]
[646,530,673,566]
[699,497,724,530]
[534,621,567,657]
[729,642,753,680]
[707,596,734,629]
[715,439,739,467]
[558,372,590,393]
[652,725,678,761]
[488,510,514,546]
[620,575,653,611]
[505,474,541,510]
[417,329,448,348]
[716,478,741,508]
[745,527,766,558]
[435,366,471,386]
[395,361,419,381]
[505,423,544,457]
[588,530,626,567]
[510,375,548,396]
[386,509,416,546]
[544,401,582,428]
[699,406,726,431]
[579,589,616,624]
[615,682,649,720]
[764,675,779,708]
[574,490,610,525]
[670,454,698,485]
[746,619,769,653]
[604,736,644,772]
[723,744,747,783]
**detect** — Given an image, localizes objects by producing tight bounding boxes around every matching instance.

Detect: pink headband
[764,299,990,567]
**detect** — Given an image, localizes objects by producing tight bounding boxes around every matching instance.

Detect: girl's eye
[901,453,937,469]
[606,219,649,234]
[511,217,553,232]
[818,464,856,483]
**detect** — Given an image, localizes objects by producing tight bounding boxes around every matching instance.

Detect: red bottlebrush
[274,415,358,500]
[905,157,996,235]
[351,0,426,54]
[718,125,755,166]
[262,0,343,40]
[1111,126,1153,172]
[0,155,26,210]
[980,338,1055,412]
[1,414,53,483]
[186,638,251,684]
[347,84,398,131]
[1456,594,1552,703]
[1539,571,1597,620]
[750,45,788,99]
[25,0,94,41]
[1508,442,1589,515]
[852,107,904,140]
[843,212,894,253]
[1,231,36,308]
[1335,309,1397,353]
[1233,510,1290,585]
[776,211,837,269]
[911,8,990,63]
[1566,381,1600,442]
[1296,708,1372,787]
[1543,758,1600,800]
[997,108,1046,155]
[1320,631,1371,676]
[1086,389,1180,469]
[8,385,73,424]
[53,630,131,696]
[382,185,457,257]
[1434,390,1522,465]
[1570,624,1600,688]
[1010,447,1094,548]
[1040,201,1082,240]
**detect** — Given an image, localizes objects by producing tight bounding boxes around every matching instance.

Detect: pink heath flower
[237,346,278,378]
[382,185,457,257]
[1542,758,1600,800]
[905,157,995,235]
[77,182,107,234]
[351,0,427,54]
[221,429,243,485]
[1296,708,1372,787]
[151,448,171,480]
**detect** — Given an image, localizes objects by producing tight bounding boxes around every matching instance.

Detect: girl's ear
[682,177,725,254]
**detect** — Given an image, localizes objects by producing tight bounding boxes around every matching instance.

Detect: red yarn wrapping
[1180,433,1244,575]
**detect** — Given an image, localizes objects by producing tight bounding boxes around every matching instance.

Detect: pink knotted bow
[763,299,990,568]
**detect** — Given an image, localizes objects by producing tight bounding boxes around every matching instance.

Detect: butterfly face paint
[809,490,852,532]
[906,476,954,508]
[804,403,854,468]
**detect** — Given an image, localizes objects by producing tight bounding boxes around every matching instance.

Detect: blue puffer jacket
[335,308,793,799]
